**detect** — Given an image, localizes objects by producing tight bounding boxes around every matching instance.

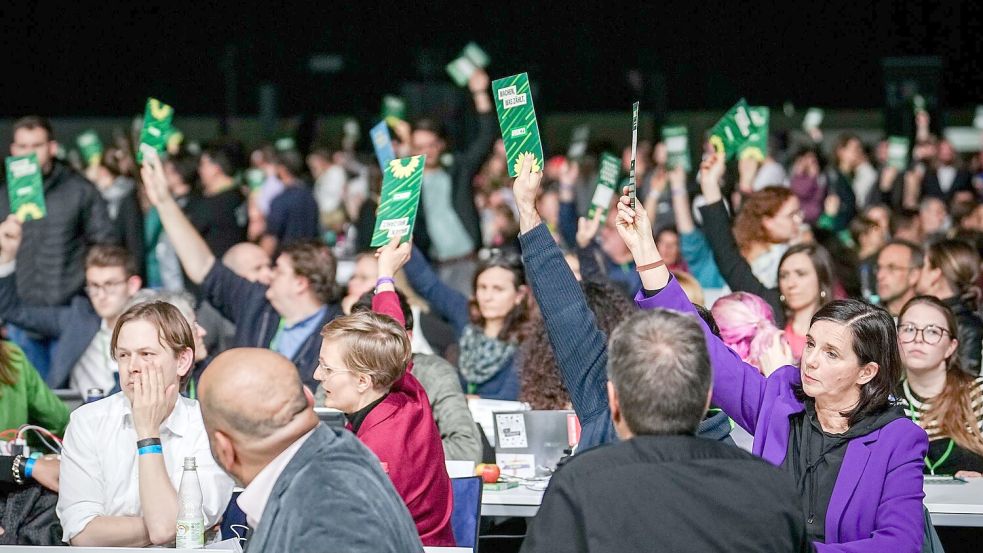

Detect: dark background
[1,1,981,117]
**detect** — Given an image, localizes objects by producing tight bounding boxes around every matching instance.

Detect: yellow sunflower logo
[389,156,421,179]
[513,153,542,175]
[15,203,44,222]
[709,135,725,157]
[149,99,173,121]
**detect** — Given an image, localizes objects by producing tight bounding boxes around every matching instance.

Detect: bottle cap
[183,456,197,470]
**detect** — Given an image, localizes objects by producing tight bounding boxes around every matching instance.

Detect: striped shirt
[901,377,983,440]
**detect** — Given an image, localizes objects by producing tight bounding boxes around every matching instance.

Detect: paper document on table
[467,398,528,447]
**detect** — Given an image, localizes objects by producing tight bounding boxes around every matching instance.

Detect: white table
[480,484,545,518]
[924,479,983,527]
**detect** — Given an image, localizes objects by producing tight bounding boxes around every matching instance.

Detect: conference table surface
[482,478,983,527]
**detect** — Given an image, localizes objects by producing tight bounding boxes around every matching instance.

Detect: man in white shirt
[198,347,421,553]
[0,215,141,391]
[57,301,234,546]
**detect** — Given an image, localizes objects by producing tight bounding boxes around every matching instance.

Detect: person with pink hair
[711,292,792,375]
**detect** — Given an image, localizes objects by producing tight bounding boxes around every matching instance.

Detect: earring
[820,290,827,299]
[780,294,786,303]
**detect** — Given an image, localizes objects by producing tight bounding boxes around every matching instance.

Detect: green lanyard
[925,439,955,476]
[187,376,197,400]
[903,381,955,475]
[269,318,286,352]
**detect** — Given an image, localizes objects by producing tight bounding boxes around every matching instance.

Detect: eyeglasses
[875,264,917,274]
[315,361,353,379]
[85,280,127,296]
[897,323,952,345]
[478,247,522,267]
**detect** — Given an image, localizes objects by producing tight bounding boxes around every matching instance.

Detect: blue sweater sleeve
[558,201,579,250]
[519,223,616,450]
[403,244,471,337]
[680,229,727,289]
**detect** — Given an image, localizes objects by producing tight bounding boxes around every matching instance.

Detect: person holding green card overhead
[409,67,497,296]
[3,116,117,381]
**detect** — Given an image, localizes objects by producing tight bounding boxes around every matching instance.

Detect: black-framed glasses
[897,323,951,345]
[84,280,127,296]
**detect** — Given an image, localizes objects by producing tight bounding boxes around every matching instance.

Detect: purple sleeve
[633,277,769,433]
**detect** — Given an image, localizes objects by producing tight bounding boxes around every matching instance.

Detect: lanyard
[903,380,955,475]
[269,317,286,352]
[187,376,197,400]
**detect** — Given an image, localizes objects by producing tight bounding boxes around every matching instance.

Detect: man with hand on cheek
[56,302,233,546]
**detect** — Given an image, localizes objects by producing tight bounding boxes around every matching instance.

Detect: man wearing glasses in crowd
[0,215,141,391]
[874,239,924,318]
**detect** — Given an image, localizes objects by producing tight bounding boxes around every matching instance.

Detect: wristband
[636,260,666,273]
[11,455,25,485]
[375,277,395,289]
[138,445,163,456]
[137,437,162,449]
[24,457,36,479]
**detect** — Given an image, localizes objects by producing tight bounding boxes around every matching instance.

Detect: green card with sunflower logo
[371,155,426,247]
[5,153,47,222]
[137,97,174,163]
[492,72,544,177]
[708,98,755,160]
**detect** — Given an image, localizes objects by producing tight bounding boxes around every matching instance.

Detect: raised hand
[377,236,412,279]
[139,150,173,208]
[468,68,490,94]
[0,215,23,264]
[698,150,726,203]
[514,153,545,233]
[576,211,602,249]
[614,187,658,264]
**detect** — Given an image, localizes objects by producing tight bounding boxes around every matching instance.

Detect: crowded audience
[0,63,981,553]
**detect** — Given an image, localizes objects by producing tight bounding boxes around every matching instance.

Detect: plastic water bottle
[175,456,204,549]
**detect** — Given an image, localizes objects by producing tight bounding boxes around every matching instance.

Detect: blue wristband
[24,457,36,479]
[375,277,395,289]
[138,445,163,456]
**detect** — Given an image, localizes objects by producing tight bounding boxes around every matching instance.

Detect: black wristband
[136,438,162,449]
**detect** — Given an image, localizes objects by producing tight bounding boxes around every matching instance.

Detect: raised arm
[0,216,70,337]
[613,175,768,433]
[140,150,215,284]
[696,155,784,322]
[557,161,580,248]
[454,69,496,174]
[514,155,617,449]
[670,167,726,290]
[402,244,470,336]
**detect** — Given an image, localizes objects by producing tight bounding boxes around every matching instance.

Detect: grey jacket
[412,353,483,463]
[245,424,422,553]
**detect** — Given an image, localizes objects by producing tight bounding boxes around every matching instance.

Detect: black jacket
[944,296,983,376]
[521,434,810,553]
[921,167,974,203]
[413,110,497,258]
[0,162,116,306]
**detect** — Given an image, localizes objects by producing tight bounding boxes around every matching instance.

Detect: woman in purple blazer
[610,154,929,553]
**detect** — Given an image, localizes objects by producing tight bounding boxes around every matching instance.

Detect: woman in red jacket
[313,239,455,547]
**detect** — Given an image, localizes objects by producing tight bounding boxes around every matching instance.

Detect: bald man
[198,348,422,553]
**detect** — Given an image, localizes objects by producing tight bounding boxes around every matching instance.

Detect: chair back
[450,476,483,550]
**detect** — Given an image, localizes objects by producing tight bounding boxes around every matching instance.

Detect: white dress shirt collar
[237,427,317,528]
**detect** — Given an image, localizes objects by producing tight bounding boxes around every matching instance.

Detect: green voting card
[739,107,770,162]
[447,43,490,87]
[802,107,824,131]
[628,102,639,209]
[567,125,590,160]
[137,98,174,163]
[77,130,103,167]
[662,126,691,172]
[493,73,544,177]
[587,152,621,223]
[709,98,755,160]
[371,155,426,247]
[5,153,46,222]
[245,168,265,191]
[381,95,407,126]
[886,137,910,170]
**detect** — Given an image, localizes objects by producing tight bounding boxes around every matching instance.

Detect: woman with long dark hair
[403,246,530,399]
